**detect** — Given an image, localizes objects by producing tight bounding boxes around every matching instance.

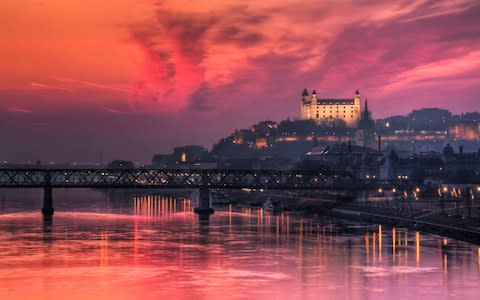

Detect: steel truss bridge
[0,168,400,221]
[0,168,359,190]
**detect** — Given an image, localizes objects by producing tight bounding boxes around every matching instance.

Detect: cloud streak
[53,77,130,93]
[8,106,33,114]
[31,82,72,92]
[103,107,130,114]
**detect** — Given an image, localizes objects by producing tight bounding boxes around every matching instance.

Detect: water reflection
[0,189,479,299]
[133,195,192,217]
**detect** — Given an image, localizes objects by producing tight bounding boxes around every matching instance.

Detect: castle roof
[302,88,309,96]
[316,98,355,105]
[355,89,360,95]
[312,90,317,94]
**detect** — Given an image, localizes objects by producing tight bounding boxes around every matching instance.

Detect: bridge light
[443,187,448,193]
[477,186,480,192]
[378,188,383,193]
[415,187,420,193]
[392,188,397,193]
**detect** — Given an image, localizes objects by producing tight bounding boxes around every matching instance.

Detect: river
[0,189,479,300]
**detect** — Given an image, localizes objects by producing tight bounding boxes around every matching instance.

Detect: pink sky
[1,0,480,162]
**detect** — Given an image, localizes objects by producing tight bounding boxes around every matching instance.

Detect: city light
[415,187,420,193]
[392,188,397,193]
[443,187,449,192]
[378,188,383,193]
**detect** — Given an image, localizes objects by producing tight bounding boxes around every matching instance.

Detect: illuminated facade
[300,89,362,127]
[449,122,480,141]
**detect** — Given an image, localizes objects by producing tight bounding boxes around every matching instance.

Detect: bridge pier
[194,188,214,217]
[41,187,54,222]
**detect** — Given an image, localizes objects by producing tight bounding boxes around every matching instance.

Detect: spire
[363,98,370,120]
[312,89,317,94]
[355,89,360,95]
[302,88,309,96]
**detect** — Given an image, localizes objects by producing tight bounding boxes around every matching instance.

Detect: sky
[1,0,480,163]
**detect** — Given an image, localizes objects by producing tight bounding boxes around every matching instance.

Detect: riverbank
[223,191,480,245]
[329,203,480,244]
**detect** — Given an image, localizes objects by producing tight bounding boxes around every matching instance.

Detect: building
[449,122,480,141]
[443,144,480,183]
[300,89,361,127]
[302,143,384,179]
[356,99,376,148]
[385,150,445,183]
[173,145,207,163]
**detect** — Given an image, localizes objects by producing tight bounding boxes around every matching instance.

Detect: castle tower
[301,88,310,103]
[354,89,361,106]
[300,88,311,120]
[311,90,318,105]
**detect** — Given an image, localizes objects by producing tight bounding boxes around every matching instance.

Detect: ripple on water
[0,207,479,300]
[350,265,440,277]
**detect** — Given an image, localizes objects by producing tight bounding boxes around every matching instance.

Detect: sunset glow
[1,0,480,162]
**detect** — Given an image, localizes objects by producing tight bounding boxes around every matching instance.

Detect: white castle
[300,89,362,127]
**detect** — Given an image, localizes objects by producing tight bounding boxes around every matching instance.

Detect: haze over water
[0,189,479,300]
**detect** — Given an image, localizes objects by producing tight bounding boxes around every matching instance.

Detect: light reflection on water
[0,189,479,300]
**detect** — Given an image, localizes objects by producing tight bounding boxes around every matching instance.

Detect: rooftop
[316,98,355,105]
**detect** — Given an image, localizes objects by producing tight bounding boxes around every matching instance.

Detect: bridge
[0,168,414,221]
